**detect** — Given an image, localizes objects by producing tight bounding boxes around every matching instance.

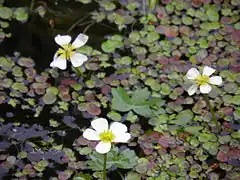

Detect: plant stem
[204,95,220,131]
[67,14,90,33]
[30,0,36,12]
[103,153,107,180]
[117,170,124,180]
[83,22,95,34]
[73,67,83,76]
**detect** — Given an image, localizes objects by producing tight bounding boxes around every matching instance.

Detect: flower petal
[203,66,215,76]
[55,35,71,46]
[50,55,67,70]
[72,33,89,48]
[200,84,212,94]
[91,118,108,134]
[110,122,127,134]
[70,53,88,67]
[113,133,131,143]
[209,76,222,85]
[187,84,198,96]
[83,128,100,141]
[186,68,200,80]
[95,141,111,154]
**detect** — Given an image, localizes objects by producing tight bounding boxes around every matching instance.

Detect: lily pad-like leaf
[13,7,28,22]
[42,92,57,104]
[184,126,203,135]
[101,39,123,53]
[0,7,12,20]
[0,57,14,71]
[18,57,35,68]
[125,172,141,180]
[73,173,92,180]
[206,7,219,22]
[171,110,193,125]
[107,111,122,121]
[12,82,28,93]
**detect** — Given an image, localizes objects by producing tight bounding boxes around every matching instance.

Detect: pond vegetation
[0,0,240,179]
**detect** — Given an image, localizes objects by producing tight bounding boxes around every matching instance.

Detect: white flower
[186,66,222,96]
[83,118,131,154]
[50,33,88,70]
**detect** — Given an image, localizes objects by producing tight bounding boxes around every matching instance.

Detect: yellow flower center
[99,130,115,143]
[57,44,75,60]
[196,75,209,85]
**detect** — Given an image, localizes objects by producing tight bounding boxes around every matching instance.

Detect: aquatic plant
[186,66,223,95]
[0,0,240,179]
[50,33,89,70]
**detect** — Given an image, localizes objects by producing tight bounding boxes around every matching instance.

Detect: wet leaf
[73,173,92,180]
[13,7,28,22]
[42,92,57,104]
[12,82,28,93]
[0,7,12,19]
[107,111,122,121]
[171,110,193,125]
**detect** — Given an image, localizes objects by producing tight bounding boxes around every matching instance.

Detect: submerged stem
[67,14,91,32]
[83,22,95,34]
[117,170,124,180]
[103,153,107,180]
[30,0,36,11]
[204,95,220,131]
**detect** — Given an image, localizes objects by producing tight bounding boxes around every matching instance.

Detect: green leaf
[107,111,122,121]
[131,88,150,105]
[171,110,193,125]
[42,92,57,105]
[0,7,12,19]
[125,172,141,180]
[101,39,123,53]
[112,88,157,117]
[184,126,203,135]
[73,173,92,180]
[12,82,28,93]
[112,88,132,112]
[206,8,219,22]
[86,147,137,171]
[133,106,152,117]
[13,7,28,22]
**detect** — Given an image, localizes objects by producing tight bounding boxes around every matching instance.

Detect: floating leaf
[171,110,193,125]
[42,92,57,104]
[206,7,219,22]
[73,173,92,180]
[86,147,137,171]
[184,126,203,134]
[0,7,12,19]
[13,7,28,22]
[107,111,122,121]
[12,82,28,93]
[112,88,132,112]
[18,57,35,67]
[111,88,157,117]
[101,39,123,53]
[87,104,101,116]
[125,172,141,180]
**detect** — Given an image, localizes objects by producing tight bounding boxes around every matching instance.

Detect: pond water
[0,0,240,180]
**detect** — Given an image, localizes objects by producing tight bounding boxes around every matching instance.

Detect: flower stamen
[99,130,115,143]
[196,75,209,85]
[57,44,75,60]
